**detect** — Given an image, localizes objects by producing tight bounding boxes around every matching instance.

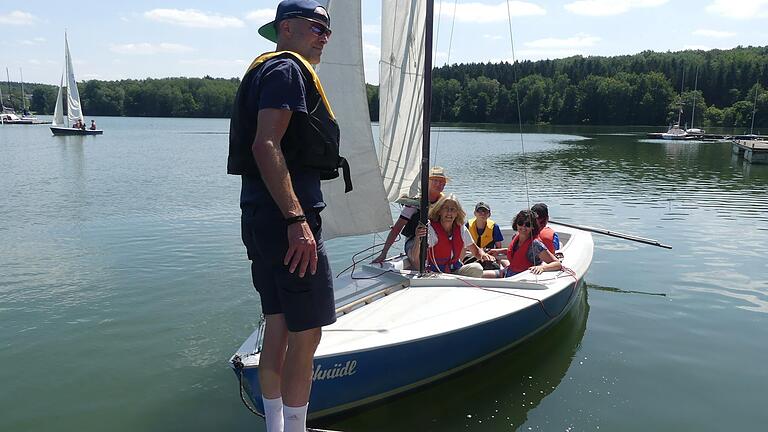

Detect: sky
[1,0,767,86]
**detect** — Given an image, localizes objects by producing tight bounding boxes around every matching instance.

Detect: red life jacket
[539,226,556,253]
[428,221,464,273]
[507,234,535,274]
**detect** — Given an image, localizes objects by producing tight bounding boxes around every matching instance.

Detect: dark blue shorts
[241,206,336,332]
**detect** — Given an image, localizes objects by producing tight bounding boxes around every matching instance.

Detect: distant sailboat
[0,68,49,125]
[662,68,692,140]
[50,33,103,136]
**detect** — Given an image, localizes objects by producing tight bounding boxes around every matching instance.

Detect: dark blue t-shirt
[240,57,325,211]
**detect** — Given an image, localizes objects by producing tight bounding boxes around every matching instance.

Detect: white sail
[64,34,84,124]
[379,0,427,201]
[315,0,393,239]
[52,71,65,126]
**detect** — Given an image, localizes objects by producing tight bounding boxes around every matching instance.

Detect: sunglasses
[306,20,332,38]
[516,221,532,228]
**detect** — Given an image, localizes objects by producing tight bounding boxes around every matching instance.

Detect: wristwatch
[285,215,307,225]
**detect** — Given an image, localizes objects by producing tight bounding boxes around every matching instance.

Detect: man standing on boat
[227,1,344,431]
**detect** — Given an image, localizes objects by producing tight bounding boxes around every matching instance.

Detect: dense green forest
[2,46,766,128]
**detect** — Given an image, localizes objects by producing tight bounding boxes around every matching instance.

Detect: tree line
[420,46,768,129]
[3,46,766,128]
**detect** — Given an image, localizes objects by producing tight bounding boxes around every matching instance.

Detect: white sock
[262,395,284,432]
[283,403,308,432]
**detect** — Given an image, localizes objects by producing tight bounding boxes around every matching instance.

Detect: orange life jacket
[539,226,557,253]
[428,221,464,273]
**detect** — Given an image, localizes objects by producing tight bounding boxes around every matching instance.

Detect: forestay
[315,0,392,239]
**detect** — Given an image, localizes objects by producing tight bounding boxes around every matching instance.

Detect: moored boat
[661,123,693,140]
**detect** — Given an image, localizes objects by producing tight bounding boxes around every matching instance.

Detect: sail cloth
[52,71,65,126]
[64,34,84,125]
[379,0,427,201]
[314,0,393,239]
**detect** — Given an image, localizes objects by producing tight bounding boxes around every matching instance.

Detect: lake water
[1,117,766,431]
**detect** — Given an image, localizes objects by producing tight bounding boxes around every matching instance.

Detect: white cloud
[515,49,584,60]
[692,29,736,38]
[0,10,37,25]
[179,58,247,66]
[144,9,244,29]
[28,59,56,66]
[20,37,46,45]
[362,24,381,35]
[437,1,546,23]
[564,0,668,16]
[245,9,274,23]
[363,42,381,58]
[705,0,768,19]
[110,43,195,55]
[525,33,600,48]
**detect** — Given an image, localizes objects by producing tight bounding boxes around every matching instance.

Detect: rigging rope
[505,0,531,210]
[432,0,459,166]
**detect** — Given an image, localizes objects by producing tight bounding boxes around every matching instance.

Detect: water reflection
[328,285,590,431]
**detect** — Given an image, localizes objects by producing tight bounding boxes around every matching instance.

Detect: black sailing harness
[227,51,352,193]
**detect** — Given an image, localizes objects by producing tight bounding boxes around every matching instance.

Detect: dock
[646,132,768,141]
[732,140,768,164]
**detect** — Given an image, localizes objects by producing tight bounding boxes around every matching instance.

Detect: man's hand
[372,252,387,264]
[284,221,318,277]
[478,253,495,263]
[414,224,428,239]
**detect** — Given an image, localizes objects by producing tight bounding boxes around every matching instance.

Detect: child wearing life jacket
[485,209,561,278]
[465,201,505,270]
[409,194,495,277]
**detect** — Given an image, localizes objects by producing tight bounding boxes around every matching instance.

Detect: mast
[690,66,698,128]
[750,85,759,135]
[20,68,26,112]
[418,0,435,274]
[677,68,685,126]
[5,67,12,109]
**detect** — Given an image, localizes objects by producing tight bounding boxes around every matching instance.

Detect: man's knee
[289,327,322,353]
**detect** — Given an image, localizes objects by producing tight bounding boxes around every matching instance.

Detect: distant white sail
[314,0,392,239]
[64,34,84,124]
[379,0,427,201]
[52,71,65,126]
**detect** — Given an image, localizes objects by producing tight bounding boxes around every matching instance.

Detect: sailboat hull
[232,224,593,420]
[50,126,103,136]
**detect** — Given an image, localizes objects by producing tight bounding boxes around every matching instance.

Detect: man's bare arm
[252,108,317,277]
[252,109,303,218]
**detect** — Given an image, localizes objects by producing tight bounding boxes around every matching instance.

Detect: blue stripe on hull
[237,281,578,418]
